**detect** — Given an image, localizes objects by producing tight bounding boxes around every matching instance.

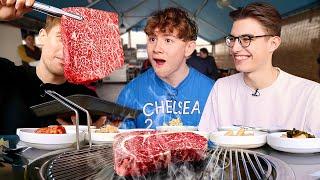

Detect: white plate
[17,128,85,150]
[210,131,267,148]
[267,132,320,153]
[87,129,156,144]
[156,126,198,132]
[218,126,241,131]
[218,126,265,131]
[192,131,210,139]
[59,125,96,132]
[86,131,118,144]
[118,128,156,133]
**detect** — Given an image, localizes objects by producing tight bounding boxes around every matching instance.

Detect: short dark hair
[23,33,35,39]
[200,48,209,55]
[229,2,282,36]
[144,7,198,41]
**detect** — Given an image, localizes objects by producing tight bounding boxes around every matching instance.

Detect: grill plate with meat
[113,131,207,177]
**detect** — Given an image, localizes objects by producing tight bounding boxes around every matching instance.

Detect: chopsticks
[32,1,83,21]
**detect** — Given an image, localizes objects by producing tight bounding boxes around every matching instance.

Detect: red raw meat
[113,131,207,177]
[61,7,124,84]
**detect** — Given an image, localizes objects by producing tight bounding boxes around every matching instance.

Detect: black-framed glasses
[225,34,274,48]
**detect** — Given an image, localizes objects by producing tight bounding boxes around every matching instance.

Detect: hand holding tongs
[32,1,83,21]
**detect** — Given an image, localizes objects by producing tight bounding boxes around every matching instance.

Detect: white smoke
[90,148,226,180]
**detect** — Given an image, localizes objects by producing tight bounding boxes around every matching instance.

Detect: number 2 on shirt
[145,118,153,129]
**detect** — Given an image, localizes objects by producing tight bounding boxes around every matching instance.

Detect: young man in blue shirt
[117,7,214,129]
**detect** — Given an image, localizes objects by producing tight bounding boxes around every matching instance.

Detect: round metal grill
[36,145,293,180]
[46,145,113,180]
[208,147,273,179]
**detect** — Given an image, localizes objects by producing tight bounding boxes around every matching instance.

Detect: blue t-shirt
[116,67,214,129]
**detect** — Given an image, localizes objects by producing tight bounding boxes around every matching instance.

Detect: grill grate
[45,145,276,180]
[46,145,113,180]
[201,147,272,179]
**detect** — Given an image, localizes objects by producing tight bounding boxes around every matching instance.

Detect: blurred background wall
[0,24,23,65]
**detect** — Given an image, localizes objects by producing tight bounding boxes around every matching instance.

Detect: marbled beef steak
[61,7,124,84]
[113,131,207,177]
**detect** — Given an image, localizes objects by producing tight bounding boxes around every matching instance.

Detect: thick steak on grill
[113,131,207,177]
[61,7,124,84]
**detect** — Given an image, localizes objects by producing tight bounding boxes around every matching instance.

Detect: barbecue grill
[24,91,310,180]
[26,144,295,180]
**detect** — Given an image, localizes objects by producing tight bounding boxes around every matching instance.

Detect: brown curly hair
[229,2,282,36]
[144,7,198,41]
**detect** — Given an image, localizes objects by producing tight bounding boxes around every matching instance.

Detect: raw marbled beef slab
[113,131,208,177]
[61,7,124,84]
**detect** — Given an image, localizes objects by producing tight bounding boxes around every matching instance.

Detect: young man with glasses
[117,7,214,129]
[199,2,320,134]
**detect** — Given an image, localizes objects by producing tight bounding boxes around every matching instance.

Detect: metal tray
[30,94,140,119]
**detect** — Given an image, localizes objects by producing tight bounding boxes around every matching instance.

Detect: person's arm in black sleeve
[0,57,19,82]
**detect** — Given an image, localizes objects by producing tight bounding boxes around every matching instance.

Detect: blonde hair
[44,16,61,32]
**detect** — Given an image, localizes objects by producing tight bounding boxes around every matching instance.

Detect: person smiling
[199,2,320,134]
[116,7,214,129]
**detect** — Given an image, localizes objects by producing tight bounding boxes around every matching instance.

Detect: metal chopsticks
[32,1,83,21]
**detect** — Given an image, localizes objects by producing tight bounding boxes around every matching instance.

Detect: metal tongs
[32,1,83,21]
[44,90,92,150]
